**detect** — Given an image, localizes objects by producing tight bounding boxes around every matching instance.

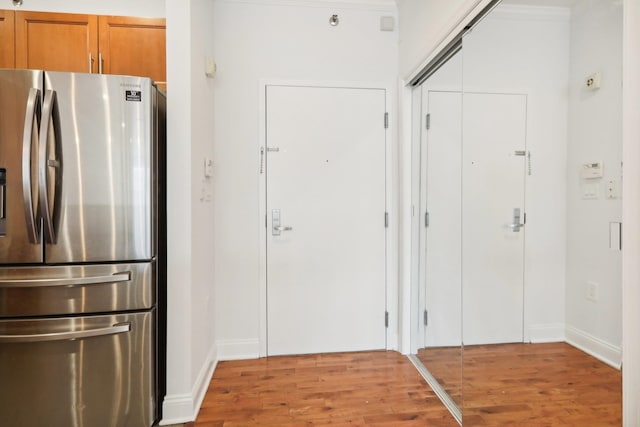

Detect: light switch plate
[205,56,217,78]
[581,182,599,199]
[204,157,213,177]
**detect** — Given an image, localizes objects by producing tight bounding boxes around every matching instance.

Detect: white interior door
[462,92,527,346]
[421,89,463,348]
[265,85,387,356]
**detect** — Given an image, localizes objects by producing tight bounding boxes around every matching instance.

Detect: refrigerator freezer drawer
[0,309,156,427]
[0,262,155,317]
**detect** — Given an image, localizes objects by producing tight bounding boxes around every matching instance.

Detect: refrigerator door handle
[0,271,131,288]
[38,90,62,244]
[0,322,131,343]
[22,88,41,243]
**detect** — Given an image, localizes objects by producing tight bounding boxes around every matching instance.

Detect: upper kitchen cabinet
[8,11,166,87]
[0,10,15,68]
[99,16,166,90]
[15,12,98,73]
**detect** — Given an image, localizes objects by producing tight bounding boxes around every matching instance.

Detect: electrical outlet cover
[585,72,601,90]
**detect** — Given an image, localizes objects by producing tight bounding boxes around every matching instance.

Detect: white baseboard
[216,338,261,361]
[160,344,218,425]
[216,337,395,359]
[528,323,565,343]
[565,325,622,369]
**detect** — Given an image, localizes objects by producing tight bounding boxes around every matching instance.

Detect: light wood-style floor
[463,342,621,426]
[188,343,621,426]
[416,346,463,408]
[190,351,457,426]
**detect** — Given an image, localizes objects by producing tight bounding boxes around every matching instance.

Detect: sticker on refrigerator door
[125,90,142,102]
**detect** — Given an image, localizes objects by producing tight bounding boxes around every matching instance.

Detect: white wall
[162,0,216,424]
[565,0,622,366]
[210,0,398,359]
[162,1,193,422]
[0,0,164,16]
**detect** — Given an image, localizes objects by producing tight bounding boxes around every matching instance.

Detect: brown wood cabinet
[8,10,165,87]
[15,12,98,73]
[99,16,166,89]
[0,10,15,68]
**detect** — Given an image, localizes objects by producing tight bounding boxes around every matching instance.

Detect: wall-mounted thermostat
[581,161,604,179]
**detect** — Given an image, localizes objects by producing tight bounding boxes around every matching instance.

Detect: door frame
[257,79,396,357]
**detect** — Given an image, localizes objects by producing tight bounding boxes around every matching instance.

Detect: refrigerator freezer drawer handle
[0,175,4,220]
[0,271,131,288]
[0,322,131,343]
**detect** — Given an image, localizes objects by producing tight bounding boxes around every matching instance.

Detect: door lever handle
[272,209,293,236]
[510,208,525,232]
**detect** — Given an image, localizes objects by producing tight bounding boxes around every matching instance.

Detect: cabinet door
[15,12,98,73]
[0,10,15,68]
[98,16,166,90]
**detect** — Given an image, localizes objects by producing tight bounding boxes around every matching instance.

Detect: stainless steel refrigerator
[0,69,166,427]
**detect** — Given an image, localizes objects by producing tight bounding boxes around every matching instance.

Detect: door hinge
[424,310,428,326]
[385,212,389,228]
[384,112,389,129]
[265,214,267,228]
[426,113,431,130]
[385,311,389,328]
[523,212,527,225]
[425,211,429,228]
